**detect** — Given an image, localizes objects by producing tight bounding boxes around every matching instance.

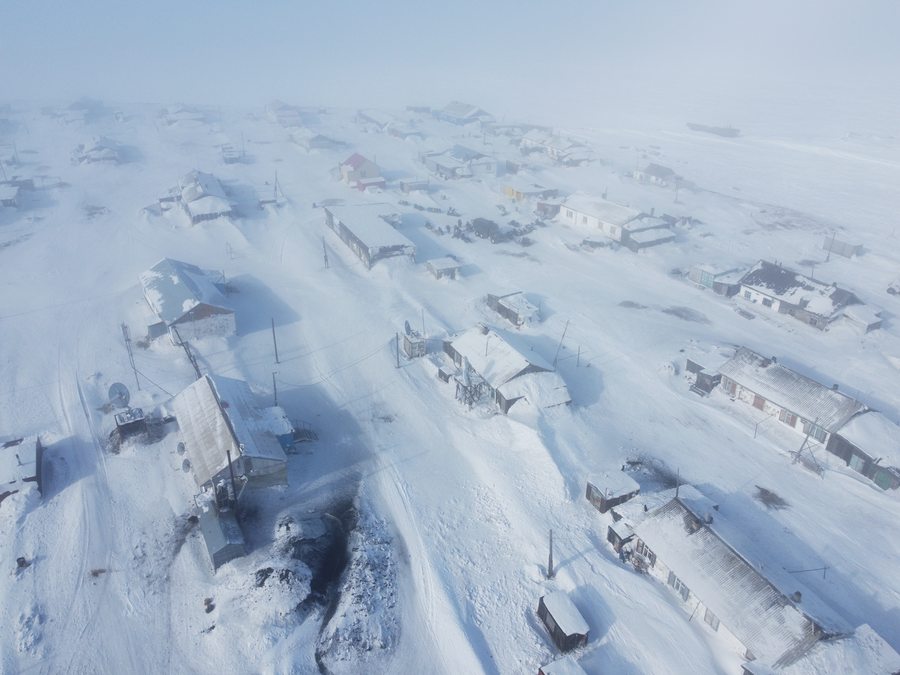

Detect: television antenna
[108,382,130,409]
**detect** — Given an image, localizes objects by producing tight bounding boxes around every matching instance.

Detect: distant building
[486,291,540,327]
[520,130,589,165]
[164,104,206,126]
[427,257,462,280]
[357,108,395,130]
[689,264,743,297]
[164,170,233,225]
[0,184,19,209]
[503,178,558,201]
[560,192,674,249]
[171,375,290,490]
[433,101,494,126]
[400,179,429,194]
[324,205,415,269]
[139,258,235,342]
[444,324,570,413]
[340,153,380,184]
[291,128,340,151]
[738,260,879,332]
[634,496,851,665]
[73,136,119,164]
[822,236,861,259]
[356,176,386,192]
[633,163,681,186]
[265,100,303,127]
[718,347,867,446]
[419,146,499,178]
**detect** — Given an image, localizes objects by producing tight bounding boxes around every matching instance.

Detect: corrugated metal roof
[138,258,232,326]
[635,499,818,663]
[325,205,415,252]
[450,325,552,390]
[718,348,866,432]
[739,261,859,318]
[837,412,900,465]
[179,170,229,204]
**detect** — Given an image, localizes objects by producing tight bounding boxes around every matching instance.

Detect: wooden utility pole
[576,346,581,367]
[271,318,279,364]
[272,372,278,406]
[553,320,569,369]
[323,236,329,268]
[547,529,555,579]
[395,333,400,368]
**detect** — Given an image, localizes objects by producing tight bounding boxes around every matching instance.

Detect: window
[802,421,827,443]
[849,454,865,473]
[704,608,720,632]
[762,298,773,308]
[779,409,798,427]
[566,209,574,219]
[744,291,752,300]
[582,215,587,224]
[636,540,656,566]
[668,571,690,602]
[753,395,765,410]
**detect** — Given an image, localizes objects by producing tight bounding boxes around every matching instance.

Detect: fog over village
[2,2,900,674]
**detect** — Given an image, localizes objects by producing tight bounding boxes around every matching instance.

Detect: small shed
[538,592,589,652]
[827,411,900,490]
[427,257,462,280]
[177,170,233,224]
[689,264,741,293]
[0,436,43,507]
[74,136,119,164]
[841,304,883,333]
[586,471,641,513]
[538,655,588,675]
[197,502,246,571]
[625,223,676,252]
[607,519,634,552]
[356,176,386,192]
[487,291,540,327]
[291,128,340,151]
[400,179,429,194]
[221,144,241,164]
[822,236,862,259]
[0,185,19,208]
[686,358,726,395]
[114,408,147,438]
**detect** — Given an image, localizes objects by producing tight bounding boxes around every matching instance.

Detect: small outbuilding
[822,236,861,259]
[400,179,429,194]
[73,136,119,164]
[427,257,462,280]
[487,291,540,327]
[356,176,386,191]
[434,101,494,126]
[586,471,641,514]
[538,655,588,675]
[826,411,900,490]
[197,499,246,571]
[0,184,19,208]
[265,100,303,127]
[537,592,589,652]
[175,171,234,224]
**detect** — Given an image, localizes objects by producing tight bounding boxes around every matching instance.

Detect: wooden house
[537,592,589,652]
[738,260,875,331]
[625,221,677,251]
[633,163,681,186]
[291,128,340,151]
[174,170,233,224]
[340,153,380,184]
[445,324,570,413]
[265,100,303,127]
[585,472,640,514]
[139,258,235,342]
[634,497,850,665]
[434,101,494,126]
[73,136,119,164]
[324,205,415,269]
[520,130,589,165]
[685,352,732,395]
[427,257,462,280]
[826,411,900,490]
[400,179,429,194]
[718,347,867,446]
[171,375,289,490]
[486,291,540,327]
[538,655,588,675]
[504,179,558,202]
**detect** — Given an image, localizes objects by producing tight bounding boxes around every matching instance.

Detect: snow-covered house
[265,100,303,127]
[357,108,395,130]
[537,591,589,652]
[486,291,540,327]
[340,153,380,184]
[826,411,900,490]
[559,192,641,241]
[291,128,340,151]
[433,101,494,126]
[624,216,677,252]
[520,130,589,165]
[503,178,558,201]
[0,436,43,507]
[718,347,867,446]
[419,146,499,178]
[538,655,588,675]
[73,136,119,164]
[164,170,234,225]
[633,497,849,665]
[427,257,462,280]
[585,471,641,514]
[163,104,206,126]
[324,205,415,269]
[738,260,876,331]
[444,324,570,413]
[633,163,681,186]
[171,375,289,490]
[0,184,19,209]
[741,624,900,675]
[139,258,235,342]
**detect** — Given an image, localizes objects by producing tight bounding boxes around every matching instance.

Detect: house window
[849,454,866,473]
[779,410,798,427]
[809,317,819,327]
[762,298,773,308]
[802,421,827,443]
[744,291,752,300]
[636,540,656,567]
[566,210,574,219]
[582,215,588,224]
[704,608,720,632]
[753,395,765,410]
[668,571,690,602]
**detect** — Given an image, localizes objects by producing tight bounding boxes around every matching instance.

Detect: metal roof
[139,258,232,326]
[440,101,490,120]
[718,348,866,432]
[837,412,900,465]
[635,499,820,664]
[562,191,643,227]
[341,153,374,171]
[325,205,415,252]
[450,325,552,390]
[179,170,229,204]
[739,261,860,318]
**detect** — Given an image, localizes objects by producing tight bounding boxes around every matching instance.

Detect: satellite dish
[404,320,411,336]
[182,459,192,472]
[109,383,130,409]
[177,442,186,455]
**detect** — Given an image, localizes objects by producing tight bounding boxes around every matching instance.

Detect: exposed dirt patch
[662,306,710,323]
[754,485,790,510]
[619,300,647,309]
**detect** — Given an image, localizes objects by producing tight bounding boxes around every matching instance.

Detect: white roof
[326,205,415,252]
[499,292,539,319]
[451,325,552,390]
[180,170,229,204]
[623,215,667,232]
[628,228,676,244]
[587,471,640,498]
[427,257,461,271]
[541,592,589,636]
[171,376,287,487]
[837,412,900,465]
[0,436,37,487]
[187,195,233,217]
[539,655,588,675]
[139,258,232,326]
[563,191,642,226]
[358,108,395,127]
[740,260,858,318]
[0,185,18,200]
[841,303,882,326]
[497,371,570,408]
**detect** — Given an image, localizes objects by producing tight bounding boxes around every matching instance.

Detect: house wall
[342,160,379,184]
[826,435,900,489]
[739,286,828,330]
[170,311,236,342]
[561,207,624,242]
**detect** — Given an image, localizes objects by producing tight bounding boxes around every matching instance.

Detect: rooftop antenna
[675,469,680,498]
[108,382,131,409]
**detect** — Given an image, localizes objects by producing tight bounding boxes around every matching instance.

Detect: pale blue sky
[2,1,897,129]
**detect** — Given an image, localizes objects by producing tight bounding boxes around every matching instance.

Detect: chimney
[772,356,777,363]
[792,591,802,603]
[833,384,839,391]
[650,207,655,216]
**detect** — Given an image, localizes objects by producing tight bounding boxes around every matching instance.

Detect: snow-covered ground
[1,99,899,675]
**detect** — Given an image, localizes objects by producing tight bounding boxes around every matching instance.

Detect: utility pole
[271,318,280,364]
[553,320,569,369]
[547,529,554,579]
[576,345,581,367]
[395,333,400,368]
[421,308,426,337]
[323,236,329,268]
[272,372,278,406]
[121,323,140,390]
[825,231,836,263]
